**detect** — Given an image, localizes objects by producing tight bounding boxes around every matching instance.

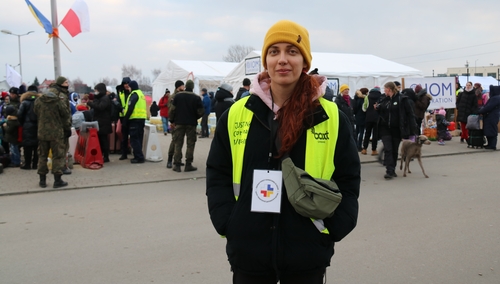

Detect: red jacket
[158,95,169,117]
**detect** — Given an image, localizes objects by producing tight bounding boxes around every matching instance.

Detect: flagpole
[51,0,62,78]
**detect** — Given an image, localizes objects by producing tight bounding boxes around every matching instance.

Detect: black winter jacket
[87,93,112,135]
[334,95,355,129]
[17,92,40,147]
[206,95,360,276]
[169,91,204,125]
[353,90,366,127]
[214,88,234,122]
[456,88,478,123]
[478,86,500,137]
[365,89,382,123]
[377,93,417,139]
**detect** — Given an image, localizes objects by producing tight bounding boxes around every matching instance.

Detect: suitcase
[467,129,485,149]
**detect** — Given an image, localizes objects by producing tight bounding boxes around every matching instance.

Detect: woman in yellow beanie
[207,20,360,283]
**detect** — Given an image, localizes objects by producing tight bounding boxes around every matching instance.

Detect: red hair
[277,73,320,157]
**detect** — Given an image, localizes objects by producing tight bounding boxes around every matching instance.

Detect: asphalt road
[1,152,499,284]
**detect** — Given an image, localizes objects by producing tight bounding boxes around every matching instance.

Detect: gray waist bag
[281,157,342,219]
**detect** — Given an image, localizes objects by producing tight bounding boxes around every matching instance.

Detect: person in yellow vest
[117,77,131,160]
[123,80,147,163]
[206,20,360,283]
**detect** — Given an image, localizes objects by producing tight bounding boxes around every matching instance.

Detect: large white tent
[457,76,499,91]
[224,51,423,97]
[152,60,237,103]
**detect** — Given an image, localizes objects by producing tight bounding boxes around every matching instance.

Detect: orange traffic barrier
[81,128,103,169]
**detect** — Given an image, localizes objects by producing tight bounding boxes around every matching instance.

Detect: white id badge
[251,169,282,214]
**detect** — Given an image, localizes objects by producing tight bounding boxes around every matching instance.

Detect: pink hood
[250,72,328,116]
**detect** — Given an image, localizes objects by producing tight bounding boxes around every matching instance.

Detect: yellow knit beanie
[262,20,312,71]
[340,84,350,93]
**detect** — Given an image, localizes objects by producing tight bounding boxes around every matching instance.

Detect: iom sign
[405,77,456,109]
[245,57,261,75]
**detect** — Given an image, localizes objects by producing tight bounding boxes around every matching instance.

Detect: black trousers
[128,119,145,160]
[381,134,401,174]
[363,121,378,151]
[119,117,130,156]
[200,114,209,137]
[97,133,110,159]
[233,269,325,284]
[23,145,38,168]
[415,117,423,135]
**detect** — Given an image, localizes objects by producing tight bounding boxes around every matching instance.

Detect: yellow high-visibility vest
[227,96,340,234]
[125,89,147,120]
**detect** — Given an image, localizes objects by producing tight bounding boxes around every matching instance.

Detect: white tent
[152,60,238,103]
[224,51,423,97]
[457,76,499,91]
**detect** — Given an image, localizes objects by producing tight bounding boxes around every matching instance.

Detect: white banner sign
[327,78,339,96]
[245,57,261,75]
[5,64,21,88]
[405,77,456,109]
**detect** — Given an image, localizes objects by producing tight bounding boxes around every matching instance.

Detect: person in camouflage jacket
[34,87,71,189]
[47,76,73,175]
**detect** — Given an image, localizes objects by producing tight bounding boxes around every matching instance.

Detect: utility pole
[51,0,61,78]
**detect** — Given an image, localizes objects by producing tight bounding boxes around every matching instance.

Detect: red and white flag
[60,0,90,37]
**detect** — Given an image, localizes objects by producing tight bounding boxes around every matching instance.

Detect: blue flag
[25,0,53,34]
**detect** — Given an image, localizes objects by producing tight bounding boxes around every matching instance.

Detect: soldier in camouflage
[166,80,185,169]
[169,80,204,172]
[34,83,72,188]
[47,76,72,175]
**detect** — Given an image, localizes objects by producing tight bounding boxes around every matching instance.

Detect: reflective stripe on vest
[119,91,127,117]
[126,89,147,120]
[227,96,340,234]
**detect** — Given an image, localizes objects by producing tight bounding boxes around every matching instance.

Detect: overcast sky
[1,0,500,88]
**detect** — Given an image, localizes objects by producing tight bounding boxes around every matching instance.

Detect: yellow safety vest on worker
[227,96,340,234]
[119,91,127,117]
[124,89,147,120]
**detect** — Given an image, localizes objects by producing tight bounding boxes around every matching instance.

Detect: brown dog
[399,135,431,178]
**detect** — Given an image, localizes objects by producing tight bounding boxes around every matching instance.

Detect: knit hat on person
[165,88,170,94]
[106,86,113,93]
[262,20,312,71]
[175,80,184,89]
[4,105,16,116]
[437,108,446,116]
[185,80,194,92]
[340,84,349,94]
[220,83,233,92]
[56,76,68,86]
[9,87,19,95]
[28,85,38,92]
[393,81,401,87]
[121,77,131,85]
[129,80,139,91]
[94,83,107,95]
[76,104,89,111]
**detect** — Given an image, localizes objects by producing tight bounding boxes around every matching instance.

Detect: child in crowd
[72,104,93,134]
[435,108,451,145]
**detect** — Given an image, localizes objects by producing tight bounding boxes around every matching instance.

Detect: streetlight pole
[465,60,469,82]
[1,29,34,80]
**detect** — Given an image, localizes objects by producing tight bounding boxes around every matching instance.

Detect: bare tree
[121,64,143,80]
[152,68,162,81]
[139,76,152,92]
[95,77,119,87]
[223,45,255,62]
